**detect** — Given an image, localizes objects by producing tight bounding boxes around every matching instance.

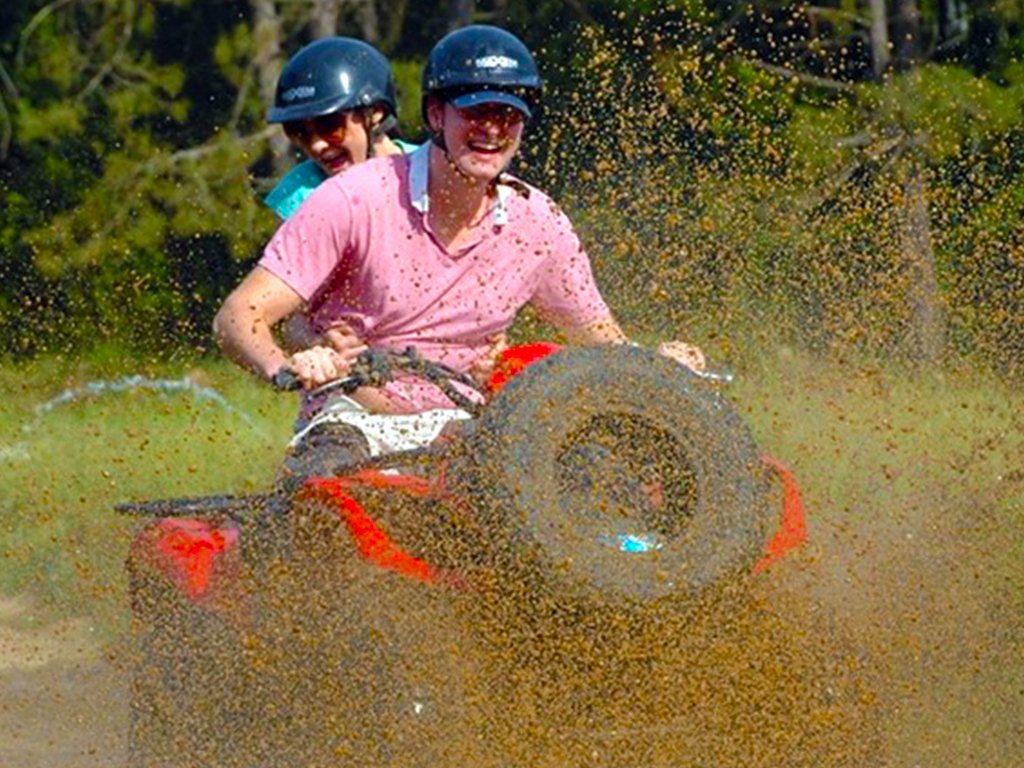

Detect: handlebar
[690,367,734,385]
[271,368,302,391]
[274,345,732,412]
[273,347,485,415]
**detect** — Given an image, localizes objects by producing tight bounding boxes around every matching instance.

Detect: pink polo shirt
[260,144,611,412]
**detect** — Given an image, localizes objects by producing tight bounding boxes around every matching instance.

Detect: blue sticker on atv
[600,533,664,553]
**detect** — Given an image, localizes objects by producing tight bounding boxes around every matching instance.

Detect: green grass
[0,355,294,627]
[732,350,1022,522]
[0,347,1020,637]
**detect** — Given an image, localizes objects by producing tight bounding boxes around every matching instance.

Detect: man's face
[431,100,525,182]
[283,110,370,176]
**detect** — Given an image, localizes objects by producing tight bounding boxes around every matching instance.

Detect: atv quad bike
[122,343,808,768]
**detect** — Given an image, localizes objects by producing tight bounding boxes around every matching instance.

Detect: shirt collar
[409,143,431,214]
[408,143,512,226]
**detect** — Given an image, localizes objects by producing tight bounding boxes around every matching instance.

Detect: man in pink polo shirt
[215,25,703,475]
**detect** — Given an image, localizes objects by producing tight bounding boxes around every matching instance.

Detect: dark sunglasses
[282,111,348,143]
[453,102,525,125]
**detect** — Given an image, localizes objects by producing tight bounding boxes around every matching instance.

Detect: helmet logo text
[475,55,518,70]
[282,85,315,102]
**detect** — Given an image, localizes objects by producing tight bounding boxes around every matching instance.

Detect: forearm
[561,314,706,371]
[213,267,304,382]
[213,300,289,382]
[562,315,629,345]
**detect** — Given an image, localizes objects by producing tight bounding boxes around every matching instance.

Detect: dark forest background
[1,0,1021,375]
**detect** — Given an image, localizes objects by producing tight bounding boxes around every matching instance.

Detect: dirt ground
[0,480,1020,768]
[0,597,126,768]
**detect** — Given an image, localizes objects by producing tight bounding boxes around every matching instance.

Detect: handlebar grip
[272,368,302,391]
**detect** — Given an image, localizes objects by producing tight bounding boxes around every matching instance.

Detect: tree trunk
[867,0,891,78]
[900,161,945,364]
[892,0,922,69]
[378,0,409,50]
[309,1,380,47]
[938,0,968,41]
[447,0,475,31]
[353,0,381,43]
[250,0,289,176]
[309,0,340,37]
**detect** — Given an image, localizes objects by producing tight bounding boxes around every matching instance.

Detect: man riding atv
[213,24,705,476]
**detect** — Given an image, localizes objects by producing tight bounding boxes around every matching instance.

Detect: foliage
[1,0,275,354]
[391,57,425,140]
[0,0,1022,375]
[532,2,1024,373]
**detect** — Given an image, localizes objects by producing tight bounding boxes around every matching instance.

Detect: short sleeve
[259,181,355,302]
[530,206,612,329]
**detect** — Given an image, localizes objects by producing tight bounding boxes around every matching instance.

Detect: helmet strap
[363,108,398,158]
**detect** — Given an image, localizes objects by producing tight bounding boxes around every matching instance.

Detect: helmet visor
[448,88,533,119]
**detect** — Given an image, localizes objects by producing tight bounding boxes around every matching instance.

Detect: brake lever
[271,366,366,396]
[691,368,734,385]
[272,368,301,391]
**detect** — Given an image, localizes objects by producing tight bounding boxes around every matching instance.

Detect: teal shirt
[264,140,420,220]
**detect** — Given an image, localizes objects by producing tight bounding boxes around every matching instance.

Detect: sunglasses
[453,103,525,125]
[282,111,348,143]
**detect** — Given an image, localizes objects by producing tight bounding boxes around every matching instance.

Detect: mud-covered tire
[461,344,772,606]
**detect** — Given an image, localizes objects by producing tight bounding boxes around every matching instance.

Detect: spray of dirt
[787,473,1024,767]
[4,8,1022,768]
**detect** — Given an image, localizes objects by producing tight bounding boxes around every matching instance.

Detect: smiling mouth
[467,139,504,154]
[318,152,352,173]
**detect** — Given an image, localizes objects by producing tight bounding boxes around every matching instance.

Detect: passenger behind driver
[263,36,411,360]
[260,35,504,407]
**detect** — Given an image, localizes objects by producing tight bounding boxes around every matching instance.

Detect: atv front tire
[462,344,772,607]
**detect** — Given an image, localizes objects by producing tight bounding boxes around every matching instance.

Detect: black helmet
[268,37,397,123]
[422,25,542,119]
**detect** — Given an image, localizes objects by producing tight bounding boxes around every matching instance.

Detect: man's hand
[288,321,368,389]
[657,340,706,373]
[470,333,509,387]
[288,343,363,389]
[321,323,367,359]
